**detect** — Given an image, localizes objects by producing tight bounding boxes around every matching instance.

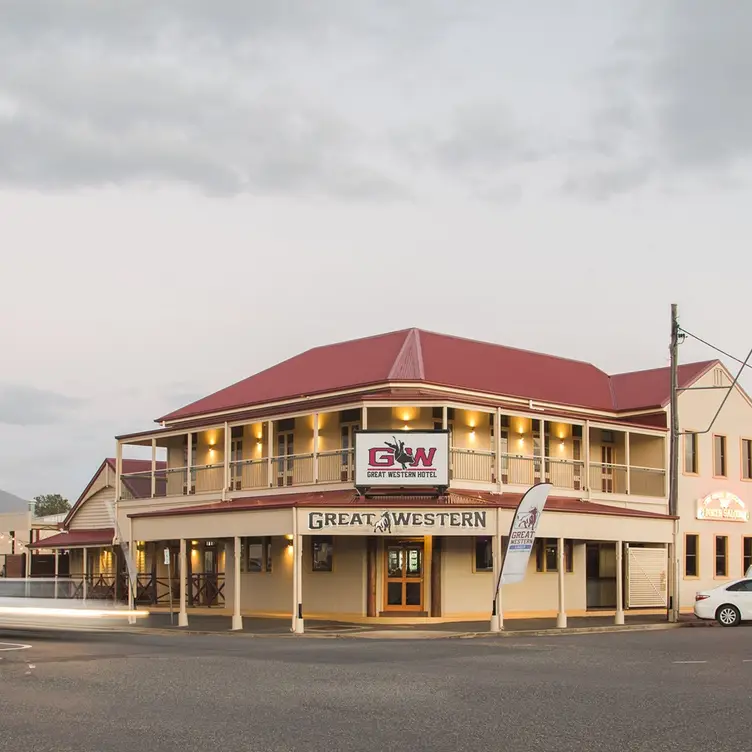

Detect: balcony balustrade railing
[229,458,269,491]
[121,449,666,498]
[450,449,495,483]
[629,466,667,498]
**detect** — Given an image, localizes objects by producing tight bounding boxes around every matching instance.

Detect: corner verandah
[128,489,676,633]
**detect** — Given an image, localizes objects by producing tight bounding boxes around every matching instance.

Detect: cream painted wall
[452,409,493,450]
[301,536,365,615]
[441,537,587,617]
[629,435,665,468]
[224,533,595,619]
[676,365,752,606]
[228,535,365,616]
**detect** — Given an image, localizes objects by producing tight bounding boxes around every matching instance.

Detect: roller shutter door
[626,546,668,608]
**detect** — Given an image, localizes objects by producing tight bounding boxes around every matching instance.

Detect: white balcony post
[625,431,631,495]
[151,438,157,498]
[615,541,625,625]
[541,420,546,483]
[362,406,368,429]
[179,538,188,627]
[556,538,567,628]
[224,421,231,494]
[495,407,502,492]
[54,550,59,599]
[231,536,243,631]
[186,432,193,494]
[295,532,304,634]
[490,507,502,632]
[82,547,88,602]
[313,413,320,483]
[442,406,448,430]
[127,525,136,624]
[115,440,123,501]
[584,420,591,497]
[267,421,274,487]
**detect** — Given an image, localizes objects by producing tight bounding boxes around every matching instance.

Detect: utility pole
[668,303,680,622]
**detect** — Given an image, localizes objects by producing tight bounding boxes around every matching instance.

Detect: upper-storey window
[742,439,752,481]
[714,435,727,477]
[684,432,699,474]
[230,426,243,490]
[276,418,295,487]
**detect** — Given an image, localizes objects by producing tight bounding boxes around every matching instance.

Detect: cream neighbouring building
[676,362,752,607]
[37,328,736,630]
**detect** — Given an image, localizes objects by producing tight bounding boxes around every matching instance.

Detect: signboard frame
[353,429,450,494]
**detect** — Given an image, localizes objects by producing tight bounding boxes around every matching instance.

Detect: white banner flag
[498,483,552,587]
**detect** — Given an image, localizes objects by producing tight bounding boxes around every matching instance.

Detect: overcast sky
[2,0,751,501]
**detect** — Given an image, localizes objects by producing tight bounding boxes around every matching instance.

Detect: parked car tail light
[695,594,710,601]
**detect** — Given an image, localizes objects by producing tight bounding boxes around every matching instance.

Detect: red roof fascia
[128,489,674,521]
[119,388,668,444]
[29,528,115,549]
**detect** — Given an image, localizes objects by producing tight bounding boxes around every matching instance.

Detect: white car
[694,577,752,627]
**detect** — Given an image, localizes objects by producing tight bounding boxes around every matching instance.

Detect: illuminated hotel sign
[354,430,450,487]
[696,491,750,522]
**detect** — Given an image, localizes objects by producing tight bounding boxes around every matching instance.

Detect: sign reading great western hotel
[303,508,491,536]
[354,430,450,487]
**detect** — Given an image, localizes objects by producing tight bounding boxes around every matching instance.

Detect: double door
[384,540,424,612]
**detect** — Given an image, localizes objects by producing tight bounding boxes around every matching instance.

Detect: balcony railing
[451,449,495,483]
[229,458,269,491]
[121,450,666,498]
[317,449,356,483]
[629,466,667,498]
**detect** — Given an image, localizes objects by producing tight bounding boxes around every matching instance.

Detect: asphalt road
[1,626,751,752]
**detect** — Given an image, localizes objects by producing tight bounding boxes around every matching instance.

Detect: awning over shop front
[28,527,115,549]
[128,490,675,544]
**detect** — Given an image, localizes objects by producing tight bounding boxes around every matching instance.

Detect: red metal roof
[610,361,717,410]
[156,327,720,424]
[29,528,115,549]
[128,489,673,521]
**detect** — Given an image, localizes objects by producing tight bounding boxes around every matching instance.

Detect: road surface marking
[0,642,32,652]
[673,660,707,664]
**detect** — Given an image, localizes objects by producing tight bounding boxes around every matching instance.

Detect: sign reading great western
[354,430,450,487]
[304,509,490,535]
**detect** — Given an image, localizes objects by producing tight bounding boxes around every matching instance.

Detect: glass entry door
[384,540,424,611]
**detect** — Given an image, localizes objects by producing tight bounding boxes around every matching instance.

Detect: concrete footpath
[116,611,709,639]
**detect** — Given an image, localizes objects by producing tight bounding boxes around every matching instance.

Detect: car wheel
[716,604,741,627]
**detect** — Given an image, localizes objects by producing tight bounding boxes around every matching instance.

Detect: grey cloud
[563,1,752,197]
[0,385,82,426]
[651,1,752,171]
[0,0,440,198]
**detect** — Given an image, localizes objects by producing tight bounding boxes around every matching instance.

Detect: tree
[34,493,71,517]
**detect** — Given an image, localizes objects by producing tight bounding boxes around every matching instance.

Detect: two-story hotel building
[32,328,752,630]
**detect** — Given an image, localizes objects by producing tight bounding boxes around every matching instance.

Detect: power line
[679,327,752,371]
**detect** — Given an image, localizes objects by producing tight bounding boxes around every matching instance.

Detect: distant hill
[0,488,30,513]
